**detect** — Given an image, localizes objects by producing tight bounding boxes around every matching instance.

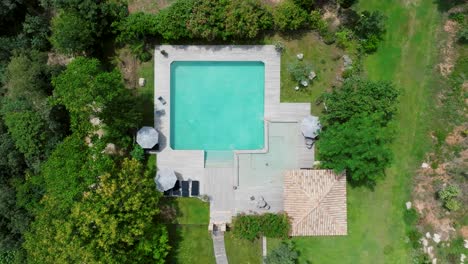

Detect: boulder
[461,253,466,263]
[426,232,432,239]
[138,78,146,87]
[433,233,441,244]
[464,239,468,249]
[421,238,428,247]
[295,86,300,91]
[308,71,317,80]
[406,201,412,210]
[431,258,437,264]
[301,80,309,87]
[296,53,304,60]
[421,162,430,169]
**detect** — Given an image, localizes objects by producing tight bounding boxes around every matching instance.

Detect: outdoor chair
[181,181,190,197]
[191,181,200,196]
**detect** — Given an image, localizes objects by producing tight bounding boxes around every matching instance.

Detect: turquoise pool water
[170,61,264,150]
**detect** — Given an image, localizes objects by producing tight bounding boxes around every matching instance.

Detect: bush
[155,0,195,41]
[264,241,298,264]
[224,0,273,39]
[403,208,419,226]
[287,61,313,85]
[438,185,462,212]
[444,199,461,211]
[457,25,468,44]
[407,229,421,249]
[232,213,290,240]
[114,12,158,44]
[338,0,358,8]
[274,41,285,53]
[292,0,314,12]
[130,144,145,161]
[354,10,386,40]
[335,28,354,49]
[322,31,336,45]
[360,34,380,53]
[50,11,94,55]
[448,12,464,23]
[273,1,309,31]
[438,185,460,200]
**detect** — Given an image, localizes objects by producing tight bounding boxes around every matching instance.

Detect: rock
[426,232,432,239]
[343,55,353,69]
[421,238,428,247]
[301,80,309,87]
[431,258,437,264]
[427,246,434,259]
[406,201,412,210]
[433,233,441,244]
[421,162,430,169]
[464,240,468,249]
[295,86,300,91]
[461,253,466,263]
[138,78,145,87]
[308,71,317,80]
[90,116,101,126]
[297,53,304,60]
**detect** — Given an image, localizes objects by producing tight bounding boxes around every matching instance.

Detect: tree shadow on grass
[432,0,466,12]
[157,197,183,264]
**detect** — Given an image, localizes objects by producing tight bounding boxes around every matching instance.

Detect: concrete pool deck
[154,45,314,225]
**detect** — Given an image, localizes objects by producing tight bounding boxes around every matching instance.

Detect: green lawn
[166,225,215,264]
[160,198,214,263]
[265,32,343,115]
[286,0,443,263]
[136,59,155,126]
[224,233,262,264]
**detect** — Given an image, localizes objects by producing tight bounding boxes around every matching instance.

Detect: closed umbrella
[137,126,159,149]
[301,116,321,139]
[155,168,177,192]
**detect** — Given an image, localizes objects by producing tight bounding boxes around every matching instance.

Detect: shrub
[457,25,468,44]
[274,41,285,53]
[155,0,195,41]
[338,0,358,9]
[403,208,419,226]
[292,0,314,12]
[360,34,380,53]
[407,229,421,249]
[335,28,354,49]
[448,12,464,23]
[287,61,313,85]
[224,0,273,39]
[438,185,460,200]
[322,31,336,45]
[444,199,461,211]
[273,1,309,31]
[114,12,158,44]
[130,144,145,161]
[186,0,230,41]
[50,11,94,55]
[309,10,322,30]
[232,213,290,240]
[354,11,386,40]
[264,241,298,264]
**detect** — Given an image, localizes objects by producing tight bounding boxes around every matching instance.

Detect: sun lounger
[181,181,189,197]
[191,181,199,196]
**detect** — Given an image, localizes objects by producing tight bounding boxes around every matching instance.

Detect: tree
[317,114,393,186]
[322,77,399,126]
[24,158,170,263]
[293,0,314,12]
[273,0,309,31]
[224,0,273,39]
[265,241,298,264]
[114,12,159,44]
[353,10,386,40]
[155,0,195,41]
[50,11,94,55]
[21,14,50,51]
[187,0,230,41]
[52,57,141,137]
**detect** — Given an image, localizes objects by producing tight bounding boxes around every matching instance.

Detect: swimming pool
[170,61,265,150]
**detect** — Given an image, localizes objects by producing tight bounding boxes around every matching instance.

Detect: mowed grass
[265,32,343,115]
[161,198,214,264]
[289,0,442,263]
[137,59,155,126]
[224,232,262,264]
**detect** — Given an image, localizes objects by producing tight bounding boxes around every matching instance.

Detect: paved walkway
[212,231,228,264]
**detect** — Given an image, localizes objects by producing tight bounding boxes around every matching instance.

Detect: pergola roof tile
[284,170,347,236]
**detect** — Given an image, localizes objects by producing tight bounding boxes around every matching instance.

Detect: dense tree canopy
[50,12,94,55]
[155,0,195,41]
[322,77,399,126]
[273,0,309,31]
[318,114,394,186]
[318,77,399,186]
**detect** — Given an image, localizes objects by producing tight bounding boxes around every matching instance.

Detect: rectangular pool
[170,61,265,150]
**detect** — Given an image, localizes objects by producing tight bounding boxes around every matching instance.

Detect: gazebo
[136,126,159,149]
